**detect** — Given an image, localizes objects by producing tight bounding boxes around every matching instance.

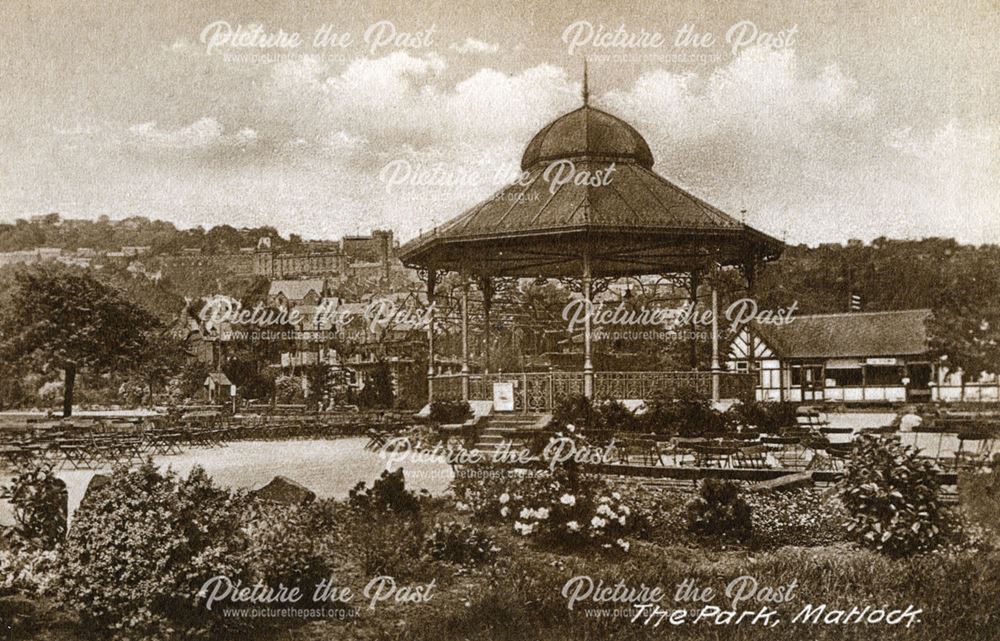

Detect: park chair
[954,431,995,471]
[825,442,856,471]
[691,442,739,468]
[616,437,665,466]
[796,407,829,429]
[734,443,770,469]
[760,434,802,469]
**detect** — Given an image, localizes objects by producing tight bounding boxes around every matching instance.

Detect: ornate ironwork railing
[431,371,754,411]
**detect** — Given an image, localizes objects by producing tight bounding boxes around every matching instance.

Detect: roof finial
[582,58,590,106]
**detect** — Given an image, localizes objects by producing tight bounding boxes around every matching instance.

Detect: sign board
[493,382,515,412]
[865,357,898,366]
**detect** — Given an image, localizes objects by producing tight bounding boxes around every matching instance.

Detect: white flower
[455,501,469,512]
[499,493,510,504]
[612,491,622,501]
[566,520,581,532]
[591,516,607,529]
[599,496,611,504]
[618,516,627,526]
[537,507,550,520]
[620,506,631,516]
[519,508,532,519]
[597,504,615,518]
[616,538,630,552]
[560,494,577,506]
[566,423,576,433]
[500,506,510,517]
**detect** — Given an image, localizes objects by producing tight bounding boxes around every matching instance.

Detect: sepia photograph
[0,1,998,639]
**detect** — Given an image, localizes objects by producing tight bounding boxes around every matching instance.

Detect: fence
[432,370,755,411]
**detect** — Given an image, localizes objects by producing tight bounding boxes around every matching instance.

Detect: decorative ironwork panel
[551,372,584,404]
[524,373,551,412]
[434,375,463,401]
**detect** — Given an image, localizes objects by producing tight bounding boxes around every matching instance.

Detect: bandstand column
[425,269,437,403]
[582,253,594,399]
[689,270,701,370]
[743,260,758,402]
[478,276,494,374]
[461,273,470,401]
[711,286,720,402]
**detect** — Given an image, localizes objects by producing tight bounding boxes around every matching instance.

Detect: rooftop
[755,309,933,359]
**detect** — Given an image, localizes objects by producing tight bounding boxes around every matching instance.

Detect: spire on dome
[582,58,589,105]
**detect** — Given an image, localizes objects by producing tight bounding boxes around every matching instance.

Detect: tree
[0,265,161,416]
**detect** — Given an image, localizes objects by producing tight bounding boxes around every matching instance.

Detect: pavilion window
[827,367,863,387]
[866,365,905,386]
[791,364,823,388]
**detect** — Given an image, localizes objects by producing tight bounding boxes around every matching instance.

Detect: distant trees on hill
[0,214,295,255]
[754,237,1000,379]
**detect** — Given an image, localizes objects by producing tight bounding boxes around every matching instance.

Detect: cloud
[127,117,257,151]
[597,46,998,243]
[449,37,500,54]
[9,47,996,246]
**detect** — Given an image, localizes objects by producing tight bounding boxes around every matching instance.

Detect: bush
[686,479,753,542]
[552,394,595,430]
[728,401,798,433]
[349,468,423,517]
[593,399,640,432]
[428,400,472,425]
[274,374,305,404]
[345,470,429,580]
[1,461,66,550]
[839,434,949,557]
[423,521,499,566]
[641,388,731,436]
[57,464,333,639]
[355,361,395,409]
[553,396,641,433]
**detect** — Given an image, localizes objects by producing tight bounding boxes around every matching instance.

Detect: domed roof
[521,105,655,170]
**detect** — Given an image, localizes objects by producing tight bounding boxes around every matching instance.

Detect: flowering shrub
[453,429,642,552]
[744,490,848,549]
[839,434,949,557]
[1,461,66,550]
[423,521,499,566]
[57,463,333,639]
[686,479,753,542]
[0,547,59,595]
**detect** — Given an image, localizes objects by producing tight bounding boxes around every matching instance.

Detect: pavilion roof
[400,158,782,277]
[400,103,782,277]
[755,309,933,359]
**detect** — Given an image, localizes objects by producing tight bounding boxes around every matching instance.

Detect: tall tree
[0,265,161,416]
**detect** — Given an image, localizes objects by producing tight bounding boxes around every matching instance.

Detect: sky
[0,0,997,245]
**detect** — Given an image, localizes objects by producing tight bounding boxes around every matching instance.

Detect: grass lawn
[280,537,999,641]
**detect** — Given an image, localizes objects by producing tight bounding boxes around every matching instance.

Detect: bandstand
[400,79,783,412]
